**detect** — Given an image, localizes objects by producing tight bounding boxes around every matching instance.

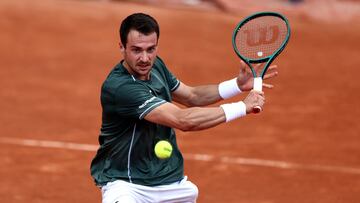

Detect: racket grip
[253,77,263,91]
[253,77,263,114]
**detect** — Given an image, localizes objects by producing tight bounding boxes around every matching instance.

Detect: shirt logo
[139,96,156,109]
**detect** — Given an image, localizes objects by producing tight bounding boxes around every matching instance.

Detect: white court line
[0,137,98,152]
[1,137,360,175]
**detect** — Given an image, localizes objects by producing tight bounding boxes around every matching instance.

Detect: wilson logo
[139,96,156,109]
[243,25,279,46]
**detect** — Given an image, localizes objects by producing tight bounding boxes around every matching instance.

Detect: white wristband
[220,101,247,122]
[218,78,241,99]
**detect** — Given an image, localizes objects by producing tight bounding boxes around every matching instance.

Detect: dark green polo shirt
[90,56,183,187]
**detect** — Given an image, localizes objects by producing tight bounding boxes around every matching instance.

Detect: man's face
[121,30,158,80]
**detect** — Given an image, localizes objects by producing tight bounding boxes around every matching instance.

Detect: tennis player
[90,13,278,203]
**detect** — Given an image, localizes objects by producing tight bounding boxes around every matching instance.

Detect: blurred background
[1,0,359,202]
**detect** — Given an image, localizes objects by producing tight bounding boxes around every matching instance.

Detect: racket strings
[235,16,288,60]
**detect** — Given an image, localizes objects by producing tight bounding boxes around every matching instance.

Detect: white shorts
[101,176,198,203]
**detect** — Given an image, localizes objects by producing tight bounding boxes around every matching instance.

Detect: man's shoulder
[153,56,171,76]
[102,63,134,91]
[154,56,168,69]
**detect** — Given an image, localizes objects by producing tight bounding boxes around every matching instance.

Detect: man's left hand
[236,60,279,92]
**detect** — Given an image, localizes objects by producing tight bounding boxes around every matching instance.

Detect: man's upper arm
[171,82,194,107]
[144,102,183,129]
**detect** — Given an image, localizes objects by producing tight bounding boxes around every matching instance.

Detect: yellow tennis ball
[154,140,173,159]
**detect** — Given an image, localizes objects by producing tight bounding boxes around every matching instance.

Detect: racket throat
[253,77,263,91]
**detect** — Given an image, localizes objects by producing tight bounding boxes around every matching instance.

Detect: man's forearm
[189,85,223,106]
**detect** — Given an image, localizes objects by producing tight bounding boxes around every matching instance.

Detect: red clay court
[1,0,360,202]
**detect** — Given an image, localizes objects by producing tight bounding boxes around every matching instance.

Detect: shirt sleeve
[114,82,167,120]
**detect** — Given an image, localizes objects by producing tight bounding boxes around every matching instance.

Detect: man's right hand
[243,90,265,114]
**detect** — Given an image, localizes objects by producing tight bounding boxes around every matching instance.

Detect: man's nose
[140,51,149,61]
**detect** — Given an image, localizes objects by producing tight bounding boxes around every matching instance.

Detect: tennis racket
[232,12,291,113]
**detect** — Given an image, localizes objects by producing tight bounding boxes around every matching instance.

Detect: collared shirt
[90,56,183,187]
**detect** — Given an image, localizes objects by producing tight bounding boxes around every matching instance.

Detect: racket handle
[253,77,263,113]
[253,77,263,91]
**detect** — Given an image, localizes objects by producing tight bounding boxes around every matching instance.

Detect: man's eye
[133,49,141,54]
[148,47,155,53]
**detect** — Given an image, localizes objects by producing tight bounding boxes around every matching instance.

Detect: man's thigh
[157,178,198,203]
[101,177,198,203]
[101,181,147,203]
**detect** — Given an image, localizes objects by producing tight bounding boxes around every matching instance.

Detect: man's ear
[119,42,125,53]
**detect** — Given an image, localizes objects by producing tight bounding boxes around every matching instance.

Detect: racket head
[232,12,291,77]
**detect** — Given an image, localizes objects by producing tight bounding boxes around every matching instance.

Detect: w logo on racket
[244,25,279,46]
